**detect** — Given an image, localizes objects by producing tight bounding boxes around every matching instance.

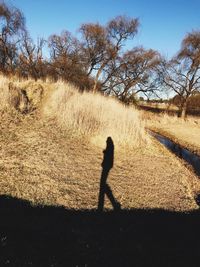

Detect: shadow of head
[106,136,113,147]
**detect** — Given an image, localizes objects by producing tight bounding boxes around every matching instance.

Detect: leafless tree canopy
[79,23,108,76]
[103,47,160,103]
[107,16,139,48]
[0,3,25,73]
[17,31,46,80]
[1,3,199,109]
[77,16,144,93]
[160,31,200,118]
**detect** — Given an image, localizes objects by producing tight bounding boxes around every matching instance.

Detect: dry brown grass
[42,81,148,147]
[0,115,199,211]
[140,101,178,111]
[0,75,200,211]
[0,75,147,147]
[0,76,13,111]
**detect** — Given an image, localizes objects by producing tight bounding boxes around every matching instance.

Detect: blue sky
[8,0,200,58]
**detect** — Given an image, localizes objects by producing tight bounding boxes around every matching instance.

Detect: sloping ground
[0,113,200,211]
[146,112,200,155]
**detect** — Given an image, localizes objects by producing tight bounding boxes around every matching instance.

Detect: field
[1,76,200,266]
[0,76,200,211]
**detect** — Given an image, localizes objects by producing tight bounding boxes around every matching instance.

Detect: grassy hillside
[0,75,200,211]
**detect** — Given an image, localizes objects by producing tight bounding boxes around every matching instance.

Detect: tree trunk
[92,62,107,93]
[180,98,188,119]
[93,71,101,93]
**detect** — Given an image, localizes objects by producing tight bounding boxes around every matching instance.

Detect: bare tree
[48,31,91,89]
[0,3,25,73]
[107,15,139,49]
[80,16,139,92]
[79,23,108,76]
[160,31,200,118]
[103,47,160,103]
[18,31,46,80]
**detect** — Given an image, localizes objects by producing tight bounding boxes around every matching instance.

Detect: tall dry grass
[0,75,52,113]
[42,81,148,146]
[0,75,148,147]
[0,75,12,111]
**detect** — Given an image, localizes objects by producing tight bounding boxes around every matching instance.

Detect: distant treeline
[171,93,200,111]
[0,2,200,118]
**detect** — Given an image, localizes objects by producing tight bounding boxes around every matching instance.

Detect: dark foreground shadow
[1,196,200,266]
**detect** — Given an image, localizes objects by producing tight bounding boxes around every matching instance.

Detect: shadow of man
[98,137,121,212]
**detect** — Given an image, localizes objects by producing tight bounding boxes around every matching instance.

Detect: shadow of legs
[105,184,121,211]
[98,169,108,212]
[98,168,121,212]
[98,186,105,212]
